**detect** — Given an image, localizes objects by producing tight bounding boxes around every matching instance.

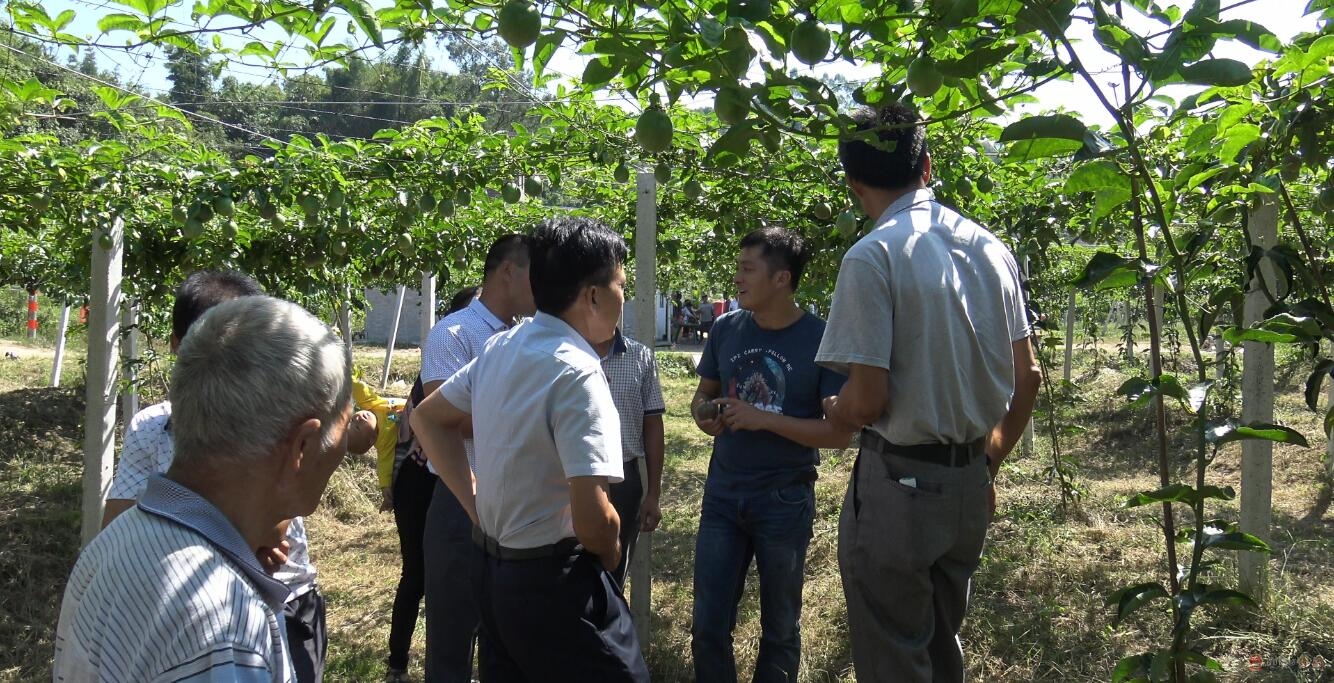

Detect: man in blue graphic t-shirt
[690,226,850,683]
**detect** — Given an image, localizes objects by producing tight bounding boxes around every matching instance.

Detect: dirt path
[0,342,55,359]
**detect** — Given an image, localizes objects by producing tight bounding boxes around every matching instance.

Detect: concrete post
[120,299,139,425]
[82,217,123,546]
[1239,196,1278,599]
[50,304,70,387]
[420,272,436,345]
[1063,290,1076,384]
[381,285,407,393]
[630,171,657,647]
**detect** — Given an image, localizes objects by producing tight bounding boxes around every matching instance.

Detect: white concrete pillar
[381,285,407,393]
[50,304,71,388]
[82,217,123,546]
[1239,196,1278,599]
[1063,290,1076,384]
[420,272,436,344]
[120,299,139,425]
[630,170,657,646]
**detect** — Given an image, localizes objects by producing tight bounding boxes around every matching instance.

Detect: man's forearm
[410,411,478,523]
[987,355,1042,469]
[761,412,854,449]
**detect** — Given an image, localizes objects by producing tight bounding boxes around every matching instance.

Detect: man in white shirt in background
[412,216,649,681]
[416,235,534,682]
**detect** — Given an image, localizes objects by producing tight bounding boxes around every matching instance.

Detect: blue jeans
[691,482,815,683]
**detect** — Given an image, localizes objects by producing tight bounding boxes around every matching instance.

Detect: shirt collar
[875,187,936,225]
[530,312,600,362]
[136,475,291,609]
[601,328,629,360]
[469,298,508,331]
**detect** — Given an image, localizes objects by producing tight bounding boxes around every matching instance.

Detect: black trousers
[423,478,481,682]
[607,459,643,587]
[285,587,327,683]
[470,545,650,682]
[388,457,436,670]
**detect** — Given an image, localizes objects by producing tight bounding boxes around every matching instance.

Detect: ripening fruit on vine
[438,199,456,218]
[183,218,205,240]
[813,202,833,220]
[789,19,830,66]
[614,163,631,183]
[31,192,50,212]
[835,210,858,237]
[502,182,522,204]
[456,188,472,206]
[418,193,437,213]
[397,232,415,257]
[906,57,943,97]
[171,205,189,225]
[727,0,771,23]
[957,177,975,199]
[975,176,994,193]
[299,193,321,217]
[654,163,672,185]
[523,176,545,197]
[327,188,346,209]
[497,0,541,49]
[636,104,674,154]
[714,85,751,126]
[213,195,235,218]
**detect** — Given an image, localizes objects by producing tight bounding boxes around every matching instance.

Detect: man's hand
[822,396,861,434]
[716,398,769,432]
[380,487,394,513]
[256,539,291,574]
[638,494,662,533]
[693,399,725,436]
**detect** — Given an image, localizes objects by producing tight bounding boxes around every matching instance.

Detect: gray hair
[170,296,352,465]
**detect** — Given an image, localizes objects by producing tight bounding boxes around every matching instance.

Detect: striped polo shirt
[54,476,294,683]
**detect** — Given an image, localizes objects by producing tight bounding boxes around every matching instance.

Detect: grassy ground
[1,341,1332,682]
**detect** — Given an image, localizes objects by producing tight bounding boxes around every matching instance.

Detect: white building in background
[362,286,672,348]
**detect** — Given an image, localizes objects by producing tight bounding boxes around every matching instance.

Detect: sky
[28,0,1324,129]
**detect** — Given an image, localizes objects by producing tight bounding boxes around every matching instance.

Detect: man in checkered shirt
[592,327,666,586]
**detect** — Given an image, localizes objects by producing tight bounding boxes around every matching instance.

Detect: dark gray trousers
[607,458,643,587]
[838,446,991,682]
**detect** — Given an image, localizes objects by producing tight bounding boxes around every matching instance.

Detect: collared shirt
[816,187,1031,445]
[420,298,510,471]
[599,330,665,462]
[105,401,317,598]
[54,476,294,682]
[439,313,624,549]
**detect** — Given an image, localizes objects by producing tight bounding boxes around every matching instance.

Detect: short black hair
[838,102,929,191]
[446,286,479,315]
[483,234,530,279]
[171,270,263,342]
[739,226,810,289]
[528,217,627,315]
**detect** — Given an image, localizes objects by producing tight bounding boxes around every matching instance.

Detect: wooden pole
[82,217,122,546]
[420,272,436,345]
[1063,290,1076,384]
[1239,196,1278,599]
[50,304,70,388]
[381,285,407,393]
[630,170,657,646]
[120,299,139,425]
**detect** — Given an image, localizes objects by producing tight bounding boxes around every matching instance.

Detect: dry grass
[1,345,1332,682]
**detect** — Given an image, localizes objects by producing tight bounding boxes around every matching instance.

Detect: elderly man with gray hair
[54,296,353,682]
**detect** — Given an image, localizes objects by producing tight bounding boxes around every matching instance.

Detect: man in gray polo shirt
[55,296,353,682]
[818,103,1042,682]
[411,216,648,681]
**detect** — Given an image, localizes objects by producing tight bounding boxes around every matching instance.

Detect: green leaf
[1064,159,1128,194]
[1126,483,1194,507]
[1205,420,1309,448]
[1223,314,1322,345]
[98,13,146,32]
[1212,19,1282,53]
[1071,252,1150,291]
[1001,114,1087,142]
[1200,530,1270,553]
[1106,582,1169,625]
[1112,653,1152,683]
[699,17,725,47]
[1219,123,1260,163]
[1179,58,1254,87]
[1304,358,1334,411]
[337,0,382,47]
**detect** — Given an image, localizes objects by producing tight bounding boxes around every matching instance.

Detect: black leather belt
[471,526,582,560]
[860,429,984,468]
